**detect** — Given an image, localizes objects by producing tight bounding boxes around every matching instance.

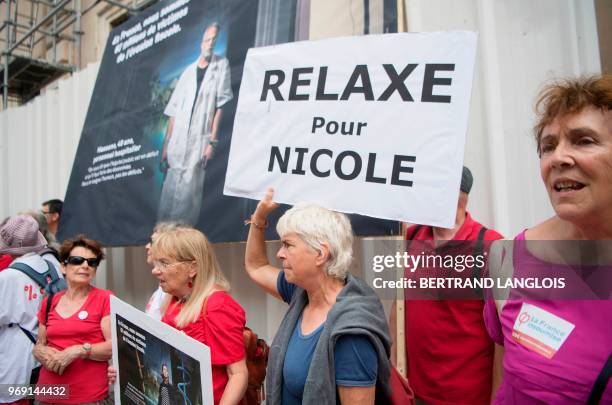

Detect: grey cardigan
[266,274,392,404]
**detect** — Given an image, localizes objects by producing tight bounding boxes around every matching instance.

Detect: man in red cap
[0,215,63,404]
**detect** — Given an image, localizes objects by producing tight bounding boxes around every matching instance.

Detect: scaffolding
[0,0,156,108]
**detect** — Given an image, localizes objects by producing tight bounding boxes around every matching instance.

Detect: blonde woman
[151,227,247,405]
[144,221,190,320]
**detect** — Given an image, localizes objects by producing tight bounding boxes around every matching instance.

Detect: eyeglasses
[65,256,101,268]
[152,260,192,271]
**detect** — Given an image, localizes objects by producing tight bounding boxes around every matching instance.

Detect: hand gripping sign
[225,32,477,227]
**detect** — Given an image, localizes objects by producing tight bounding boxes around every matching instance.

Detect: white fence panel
[0,62,99,218]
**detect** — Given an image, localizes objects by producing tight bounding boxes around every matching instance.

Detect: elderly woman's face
[151,251,196,297]
[63,246,99,286]
[276,233,321,284]
[539,107,612,224]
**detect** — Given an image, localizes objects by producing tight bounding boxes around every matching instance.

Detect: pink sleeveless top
[483,231,611,404]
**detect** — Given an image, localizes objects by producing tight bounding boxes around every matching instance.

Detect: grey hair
[204,22,220,35]
[276,203,353,280]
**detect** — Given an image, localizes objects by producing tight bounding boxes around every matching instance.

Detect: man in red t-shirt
[389,166,503,405]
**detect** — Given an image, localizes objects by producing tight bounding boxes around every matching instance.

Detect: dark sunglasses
[65,256,101,268]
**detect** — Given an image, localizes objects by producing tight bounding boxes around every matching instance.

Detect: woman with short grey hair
[276,202,354,281]
[245,188,391,405]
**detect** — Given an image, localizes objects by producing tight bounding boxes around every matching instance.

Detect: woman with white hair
[245,188,391,405]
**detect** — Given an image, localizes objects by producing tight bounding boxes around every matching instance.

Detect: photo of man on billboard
[158,22,233,225]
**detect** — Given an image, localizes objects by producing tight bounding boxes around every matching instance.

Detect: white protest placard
[224,32,477,227]
[110,296,214,405]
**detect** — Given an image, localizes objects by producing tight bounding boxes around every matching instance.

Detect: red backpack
[241,327,269,405]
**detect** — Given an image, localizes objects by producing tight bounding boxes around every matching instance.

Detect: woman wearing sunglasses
[33,235,112,404]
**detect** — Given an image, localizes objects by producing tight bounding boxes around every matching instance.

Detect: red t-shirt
[162,291,246,405]
[404,213,503,405]
[37,287,112,404]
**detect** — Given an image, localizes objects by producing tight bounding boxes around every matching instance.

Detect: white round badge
[78,310,88,320]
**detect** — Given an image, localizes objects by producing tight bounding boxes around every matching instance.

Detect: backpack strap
[587,354,612,405]
[7,323,37,343]
[39,247,60,261]
[6,263,43,343]
[42,259,65,294]
[10,260,63,295]
[18,326,37,344]
[43,259,60,282]
[8,260,60,342]
[470,226,488,295]
[473,226,488,257]
[45,292,55,325]
[9,262,48,289]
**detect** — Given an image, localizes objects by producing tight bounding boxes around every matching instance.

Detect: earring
[188,279,193,289]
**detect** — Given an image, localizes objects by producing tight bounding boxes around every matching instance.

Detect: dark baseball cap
[460,166,473,194]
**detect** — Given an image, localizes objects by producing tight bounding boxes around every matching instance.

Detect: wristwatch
[82,342,92,358]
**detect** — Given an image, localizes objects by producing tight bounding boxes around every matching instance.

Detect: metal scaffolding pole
[8,20,75,43]
[28,0,36,56]
[3,0,12,108]
[32,0,100,49]
[1,0,158,108]
[53,0,57,62]
[75,0,81,68]
[103,0,137,13]
[7,0,71,54]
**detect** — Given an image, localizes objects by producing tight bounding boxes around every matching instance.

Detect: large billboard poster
[59,0,399,246]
